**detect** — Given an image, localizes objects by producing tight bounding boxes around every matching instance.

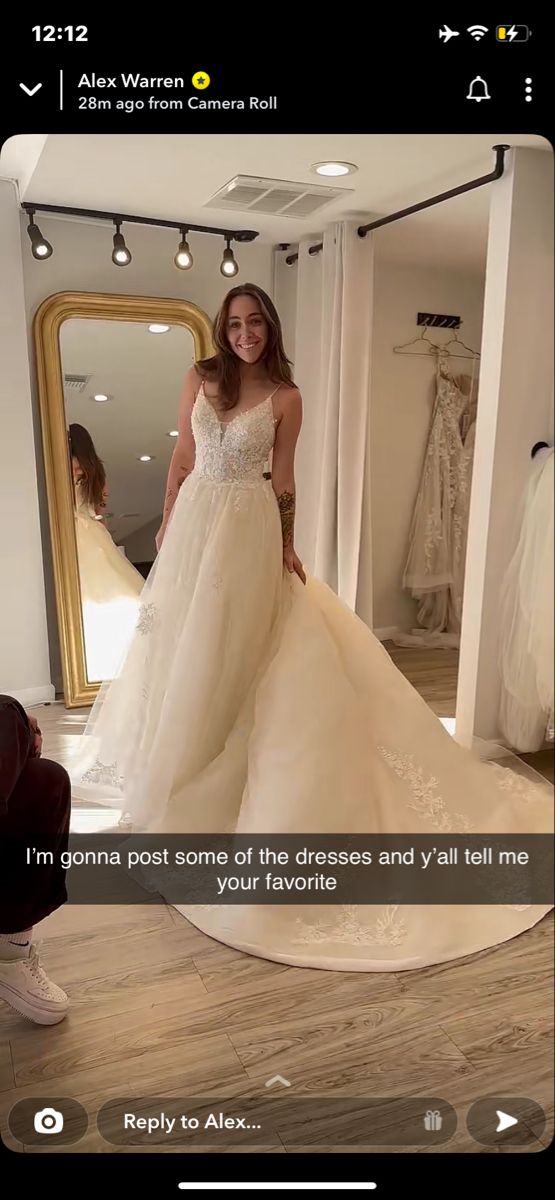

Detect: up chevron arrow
[265,1075,291,1088]
[20,82,43,96]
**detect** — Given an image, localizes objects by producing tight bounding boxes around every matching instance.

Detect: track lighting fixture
[174,228,193,270]
[26,210,53,260]
[220,236,239,278]
[112,220,132,266]
[21,204,257,277]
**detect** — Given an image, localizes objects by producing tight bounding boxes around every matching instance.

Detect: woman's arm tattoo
[162,467,190,520]
[277,490,295,548]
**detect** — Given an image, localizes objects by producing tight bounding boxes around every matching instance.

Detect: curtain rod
[284,145,510,265]
[20,202,259,243]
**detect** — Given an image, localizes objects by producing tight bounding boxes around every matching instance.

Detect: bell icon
[467,75,491,102]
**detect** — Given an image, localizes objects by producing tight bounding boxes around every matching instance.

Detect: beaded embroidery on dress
[72,379,553,972]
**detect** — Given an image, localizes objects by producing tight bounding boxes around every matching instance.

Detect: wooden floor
[1,646,553,1156]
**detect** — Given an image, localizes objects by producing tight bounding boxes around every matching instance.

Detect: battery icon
[496,25,530,41]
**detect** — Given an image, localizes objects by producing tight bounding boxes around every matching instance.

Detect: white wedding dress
[394,353,478,649]
[73,383,553,971]
[74,479,145,681]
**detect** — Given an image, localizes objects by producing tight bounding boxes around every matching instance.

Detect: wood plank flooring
[1,648,552,1156]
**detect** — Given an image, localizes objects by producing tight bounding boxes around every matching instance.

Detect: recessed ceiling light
[167,430,179,437]
[138,454,155,462]
[311,162,358,177]
[93,393,110,403]
[148,323,171,334]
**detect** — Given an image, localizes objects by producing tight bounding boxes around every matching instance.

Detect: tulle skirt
[75,512,144,682]
[71,471,553,971]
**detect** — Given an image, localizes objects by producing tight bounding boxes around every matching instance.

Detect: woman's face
[72,456,84,482]
[226,295,268,365]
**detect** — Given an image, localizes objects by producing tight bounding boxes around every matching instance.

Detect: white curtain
[293,221,374,610]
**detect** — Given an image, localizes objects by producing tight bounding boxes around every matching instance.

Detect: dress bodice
[191,385,277,485]
[74,479,96,519]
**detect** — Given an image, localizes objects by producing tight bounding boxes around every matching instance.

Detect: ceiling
[61,318,194,545]
[1,133,549,269]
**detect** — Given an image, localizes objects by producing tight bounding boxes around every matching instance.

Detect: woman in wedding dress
[74,286,552,972]
[69,424,144,681]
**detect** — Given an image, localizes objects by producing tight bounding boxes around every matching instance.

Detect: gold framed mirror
[34,291,214,708]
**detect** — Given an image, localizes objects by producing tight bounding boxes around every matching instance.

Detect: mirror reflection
[60,318,195,683]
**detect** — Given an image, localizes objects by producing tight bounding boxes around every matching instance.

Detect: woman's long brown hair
[68,423,107,514]
[196,283,295,411]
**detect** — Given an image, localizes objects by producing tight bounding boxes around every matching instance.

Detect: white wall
[18,216,273,693]
[456,147,554,745]
[359,259,485,633]
[0,181,54,704]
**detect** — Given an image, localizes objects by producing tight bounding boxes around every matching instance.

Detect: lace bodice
[191,385,277,485]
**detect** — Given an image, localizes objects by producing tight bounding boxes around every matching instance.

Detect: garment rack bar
[285,145,510,264]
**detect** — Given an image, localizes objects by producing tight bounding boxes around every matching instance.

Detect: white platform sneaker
[0,943,68,1025]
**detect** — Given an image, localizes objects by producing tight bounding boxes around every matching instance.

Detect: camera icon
[34,1107,64,1135]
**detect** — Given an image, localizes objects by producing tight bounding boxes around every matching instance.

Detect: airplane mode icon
[439,25,460,43]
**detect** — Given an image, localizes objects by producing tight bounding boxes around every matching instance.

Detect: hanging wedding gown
[74,479,145,681]
[72,382,552,972]
[394,352,478,649]
[498,447,554,752]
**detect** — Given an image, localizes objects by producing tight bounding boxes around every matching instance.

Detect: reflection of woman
[75,285,552,973]
[69,424,144,682]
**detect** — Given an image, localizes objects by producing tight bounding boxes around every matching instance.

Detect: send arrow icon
[20,82,43,97]
[496,1110,518,1132]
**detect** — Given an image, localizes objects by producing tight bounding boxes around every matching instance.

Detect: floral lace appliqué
[137,603,157,635]
[293,904,407,946]
[487,761,548,803]
[80,760,124,789]
[378,746,473,832]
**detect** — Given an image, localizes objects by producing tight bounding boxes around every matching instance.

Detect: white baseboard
[373,626,399,642]
[5,683,56,707]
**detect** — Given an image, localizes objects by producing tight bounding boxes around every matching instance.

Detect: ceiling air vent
[63,373,92,392]
[204,175,353,218]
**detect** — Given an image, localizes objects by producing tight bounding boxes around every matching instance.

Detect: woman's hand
[284,547,306,584]
[27,715,43,758]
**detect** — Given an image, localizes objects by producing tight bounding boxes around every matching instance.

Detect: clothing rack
[283,145,510,265]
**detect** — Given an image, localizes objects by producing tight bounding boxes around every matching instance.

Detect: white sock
[0,929,33,961]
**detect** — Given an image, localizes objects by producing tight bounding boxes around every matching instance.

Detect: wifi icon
[467,25,489,40]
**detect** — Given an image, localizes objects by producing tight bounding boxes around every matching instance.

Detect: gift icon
[424,1109,443,1132]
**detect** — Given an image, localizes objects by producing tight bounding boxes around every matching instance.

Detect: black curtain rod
[284,145,510,265]
[21,202,259,243]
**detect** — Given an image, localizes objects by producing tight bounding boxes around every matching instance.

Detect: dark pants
[0,695,70,933]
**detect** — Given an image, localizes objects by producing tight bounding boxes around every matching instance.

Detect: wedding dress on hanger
[498,446,554,752]
[394,350,478,649]
[71,381,552,973]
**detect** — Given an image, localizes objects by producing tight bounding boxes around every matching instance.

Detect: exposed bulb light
[112,220,132,266]
[311,161,358,176]
[220,236,239,277]
[174,228,193,270]
[148,324,171,334]
[26,211,53,260]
